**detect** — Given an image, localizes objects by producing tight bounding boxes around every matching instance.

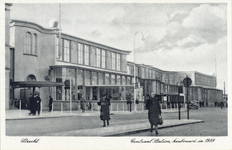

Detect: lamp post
[176,82,182,120]
[134,31,145,112]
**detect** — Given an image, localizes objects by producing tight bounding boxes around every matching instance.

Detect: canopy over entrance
[11,81,64,88]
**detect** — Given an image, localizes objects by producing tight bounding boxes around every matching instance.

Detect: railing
[52,100,146,114]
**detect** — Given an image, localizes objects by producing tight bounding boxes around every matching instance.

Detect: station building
[5,4,223,111]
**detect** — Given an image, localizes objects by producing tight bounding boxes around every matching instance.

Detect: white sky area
[10,3,228,91]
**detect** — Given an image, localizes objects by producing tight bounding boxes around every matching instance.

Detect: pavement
[5,108,186,120]
[5,109,204,136]
[46,119,204,136]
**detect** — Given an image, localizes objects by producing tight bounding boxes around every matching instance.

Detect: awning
[11,81,64,88]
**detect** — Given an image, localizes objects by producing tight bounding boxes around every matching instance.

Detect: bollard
[91,104,93,115]
[61,103,63,115]
[166,103,168,112]
[40,102,43,117]
[117,103,118,113]
[70,101,72,115]
[52,103,54,116]
[19,99,21,118]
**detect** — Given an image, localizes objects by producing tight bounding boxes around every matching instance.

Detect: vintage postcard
[1,0,231,150]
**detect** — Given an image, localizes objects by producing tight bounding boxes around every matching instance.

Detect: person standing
[28,94,34,115]
[34,93,41,116]
[126,91,132,112]
[220,102,224,109]
[80,95,86,113]
[48,96,53,112]
[98,94,110,127]
[146,92,162,135]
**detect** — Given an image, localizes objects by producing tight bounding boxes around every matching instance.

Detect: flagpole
[58,3,62,59]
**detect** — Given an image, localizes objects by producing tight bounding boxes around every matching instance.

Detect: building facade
[127,62,223,107]
[6,7,223,111]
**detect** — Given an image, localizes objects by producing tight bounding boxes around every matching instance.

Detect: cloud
[177,34,207,48]
[166,21,182,37]
[182,4,227,43]
[169,10,189,22]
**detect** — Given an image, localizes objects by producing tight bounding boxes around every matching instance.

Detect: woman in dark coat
[80,95,86,113]
[146,91,161,135]
[98,94,111,127]
[34,93,41,116]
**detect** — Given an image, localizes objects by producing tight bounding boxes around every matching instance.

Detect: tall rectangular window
[64,40,70,62]
[84,45,89,65]
[96,48,101,67]
[141,67,144,78]
[78,43,83,64]
[102,50,106,68]
[112,52,116,70]
[92,72,97,85]
[71,42,78,63]
[56,37,63,60]
[77,69,83,85]
[24,32,32,54]
[149,70,152,79]
[55,68,62,100]
[85,71,90,85]
[122,76,126,85]
[32,33,37,55]
[99,73,104,85]
[105,73,110,85]
[132,66,134,75]
[111,74,116,85]
[117,75,121,85]
[127,77,131,85]
[56,78,62,100]
[116,54,120,71]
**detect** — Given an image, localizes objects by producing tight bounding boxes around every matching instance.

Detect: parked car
[189,101,199,109]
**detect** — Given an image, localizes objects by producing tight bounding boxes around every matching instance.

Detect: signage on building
[164,96,167,101]
[183,77,192,87]
[64,80,70,89]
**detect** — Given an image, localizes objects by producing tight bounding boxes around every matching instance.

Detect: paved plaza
[5,107,227,136]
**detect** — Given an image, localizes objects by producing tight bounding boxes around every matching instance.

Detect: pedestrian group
[28,93,42,116]
[28,91,164,136]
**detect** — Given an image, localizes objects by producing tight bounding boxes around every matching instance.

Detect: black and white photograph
[1,1,231,150]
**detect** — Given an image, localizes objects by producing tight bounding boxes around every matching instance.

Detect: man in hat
[98,93,111,127]
[34,93,41,115]
[126,91,132,112]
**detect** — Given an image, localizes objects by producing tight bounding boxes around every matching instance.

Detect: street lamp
[134,31,145,112]
[176,81,183,120]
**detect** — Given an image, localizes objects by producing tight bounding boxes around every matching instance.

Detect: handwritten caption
[21,138,40,143]
[131,138,215,143]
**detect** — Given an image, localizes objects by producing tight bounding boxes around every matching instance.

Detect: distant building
[127,62,223,106]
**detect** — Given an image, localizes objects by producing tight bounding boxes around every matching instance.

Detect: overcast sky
[10,3,228,90]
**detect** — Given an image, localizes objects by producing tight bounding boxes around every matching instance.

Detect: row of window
[195,74,216,87]
[54,68,134,86]
[24,32,37,55]
[56,38,121,71]
[127,65,162,80]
